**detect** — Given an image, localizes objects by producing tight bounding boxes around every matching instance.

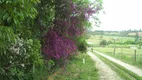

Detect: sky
[91,0,142,31]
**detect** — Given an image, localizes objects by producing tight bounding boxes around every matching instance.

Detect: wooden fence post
[134,50,136,61]
[113,40,115,55]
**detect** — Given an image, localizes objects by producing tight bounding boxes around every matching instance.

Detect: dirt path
[94,50,142,77]
[87,51,122,80]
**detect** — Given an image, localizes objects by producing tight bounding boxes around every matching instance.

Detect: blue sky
[90,0,142,31]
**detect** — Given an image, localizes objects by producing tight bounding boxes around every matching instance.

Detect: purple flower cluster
[42,30,76,59]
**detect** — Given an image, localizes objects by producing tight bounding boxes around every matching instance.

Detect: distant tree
[135,32,139,43]
[128,29,132,32]
[107,40,113,44]
[100,40,107,46]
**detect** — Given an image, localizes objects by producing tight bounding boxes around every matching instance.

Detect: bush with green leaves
[107,40,113,44]
[100,40,107,46]
[0,0,103,79]
[76,36,88,53]
[124,40,135,45]
[0,27,44,79]
[0,0,48,79]
[0,0,39,26]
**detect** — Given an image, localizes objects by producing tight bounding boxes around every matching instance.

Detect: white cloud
[92,0,142,31]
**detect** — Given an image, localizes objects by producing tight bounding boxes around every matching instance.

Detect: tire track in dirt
[94,50,142,77]
[87,51,122,80]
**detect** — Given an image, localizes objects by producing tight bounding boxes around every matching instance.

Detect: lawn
[94,47,142,69]
[48,53,99,80]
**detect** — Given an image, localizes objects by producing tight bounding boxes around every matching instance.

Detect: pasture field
[87,35,142,69]
[94,47,142,69]
[87,35,135,46]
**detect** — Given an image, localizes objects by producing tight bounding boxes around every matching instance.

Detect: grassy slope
[94,47,142,69]
[48,53,98,80]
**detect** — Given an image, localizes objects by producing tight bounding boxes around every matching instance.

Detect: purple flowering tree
[42,0,102,60]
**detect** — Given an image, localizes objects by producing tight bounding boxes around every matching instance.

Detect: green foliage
[33,0,55,37]
[33,64,49,80]
[124,40,135,45]
[47,60,55,71]
[0,30,43,79]
[0,27,16,48]
[76,36,88,53]
[100,39,107,46]
[107,40,113,44]
[0,0,39,26]
[0,0,45,79]
[0,0,103,79]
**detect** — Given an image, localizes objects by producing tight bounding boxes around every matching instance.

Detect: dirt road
[94,50,142,77]
[87,51,122,80]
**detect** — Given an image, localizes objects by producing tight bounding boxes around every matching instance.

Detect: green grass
[48,53,99,80]
[93,51,142,80]
[87,35,135,46]
[94,47,142,69]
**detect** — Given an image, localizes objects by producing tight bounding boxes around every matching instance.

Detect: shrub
[124,40,135,44]
[107,40,113,44]
[0,27,44,79]
[76,37,88,53]
[100,40,107,46]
